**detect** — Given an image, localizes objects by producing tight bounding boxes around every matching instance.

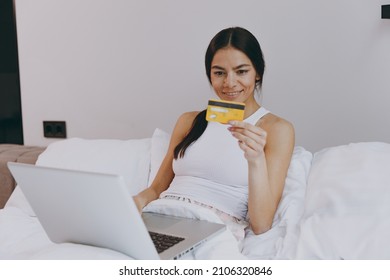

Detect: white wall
[15,0,390,152]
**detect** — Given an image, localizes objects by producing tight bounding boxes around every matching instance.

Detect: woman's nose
[224,73,236,87]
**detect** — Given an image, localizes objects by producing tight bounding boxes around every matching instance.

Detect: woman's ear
[255,75,262,89]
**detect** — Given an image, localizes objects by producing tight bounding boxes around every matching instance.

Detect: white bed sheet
[0,197,243,260]
[294,142,390,259]
[0,130,313,259]
[0,206,130,260]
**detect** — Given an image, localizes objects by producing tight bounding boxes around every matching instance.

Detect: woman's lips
[222,90,243,97]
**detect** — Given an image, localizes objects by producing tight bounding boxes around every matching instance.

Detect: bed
[0,145,46,209]
[0,128,389,260]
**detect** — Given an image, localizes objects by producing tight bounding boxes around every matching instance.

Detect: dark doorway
[0,0,23,144]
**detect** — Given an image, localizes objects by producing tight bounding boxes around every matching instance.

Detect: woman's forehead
[212,47,253,67]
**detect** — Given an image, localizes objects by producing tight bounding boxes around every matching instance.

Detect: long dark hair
[173,110,207,159]
[174,27,265,159]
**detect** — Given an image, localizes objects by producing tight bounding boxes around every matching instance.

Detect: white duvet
[2,140,389,259]
[0,199,241,260]
[0,193,272,260]
[294,142,390,259]
[0,134,312,260]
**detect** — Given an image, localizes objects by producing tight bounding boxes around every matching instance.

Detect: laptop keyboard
[149,231,185,253]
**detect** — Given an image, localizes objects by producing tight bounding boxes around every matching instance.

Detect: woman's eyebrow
[211,65,225,70]
[211,64,251,70]
[233,64,251,70]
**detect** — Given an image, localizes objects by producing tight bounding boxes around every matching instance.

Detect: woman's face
[210,47,259,104]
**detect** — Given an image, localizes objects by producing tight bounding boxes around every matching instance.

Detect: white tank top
[160,106,270,220]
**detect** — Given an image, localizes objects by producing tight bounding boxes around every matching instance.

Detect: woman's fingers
[228,121,267,148]
[228,121,267,161]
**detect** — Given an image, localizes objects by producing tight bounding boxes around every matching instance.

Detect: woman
[134,27,295,239]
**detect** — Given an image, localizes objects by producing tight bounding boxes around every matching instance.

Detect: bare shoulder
[176,111,199,131]
[259,113,295,148]
[178,111,200,124]
[172,111,200,140]
[260,113,294,132]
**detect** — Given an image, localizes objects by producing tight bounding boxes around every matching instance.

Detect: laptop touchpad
[142,213,182,231]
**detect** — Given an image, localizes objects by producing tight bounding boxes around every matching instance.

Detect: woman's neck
[244,99,261,119]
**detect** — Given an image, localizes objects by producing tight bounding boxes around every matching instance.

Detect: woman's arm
[229,116,295,234]
[133,111,198,212]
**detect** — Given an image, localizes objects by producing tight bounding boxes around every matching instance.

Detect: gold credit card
[206,99,245,124]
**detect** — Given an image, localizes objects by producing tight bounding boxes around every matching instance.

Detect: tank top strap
[244,106,270,125]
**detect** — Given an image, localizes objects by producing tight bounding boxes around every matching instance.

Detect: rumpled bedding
[0,142,312,260]
[294,142,390,259]
[0,197,243,260]
[2,140,389,259]
[0,205,130,260]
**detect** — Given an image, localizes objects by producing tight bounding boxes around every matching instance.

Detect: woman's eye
[237,69,249,75]
[213,71,225,77]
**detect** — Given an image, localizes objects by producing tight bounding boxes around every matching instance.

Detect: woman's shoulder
[179,111,200,121]
[177,111,201,127]
[260,112,295,138]
[172,111,201,136]
[260,112,295,152]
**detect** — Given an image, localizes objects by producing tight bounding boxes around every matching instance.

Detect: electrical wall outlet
[43,121,67,138]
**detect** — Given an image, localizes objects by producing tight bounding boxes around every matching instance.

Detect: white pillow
[147,128,170,185]
[6,137,152,215]
[295,142,390,259]
[37,137,151,193]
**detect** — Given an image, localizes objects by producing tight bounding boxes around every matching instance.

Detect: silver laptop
[7,162,225,260]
